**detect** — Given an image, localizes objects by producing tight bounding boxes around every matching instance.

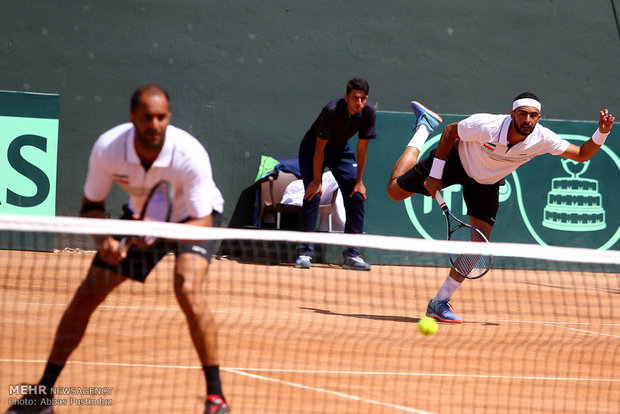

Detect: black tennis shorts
[92,208,222,282]
[396,147,502,226]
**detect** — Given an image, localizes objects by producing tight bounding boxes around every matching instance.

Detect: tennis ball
[418,316,438,336]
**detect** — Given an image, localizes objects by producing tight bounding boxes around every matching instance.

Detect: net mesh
[1,214,619,413]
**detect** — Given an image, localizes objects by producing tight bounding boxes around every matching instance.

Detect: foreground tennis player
[6,85,230,414]
[387,92,615,323]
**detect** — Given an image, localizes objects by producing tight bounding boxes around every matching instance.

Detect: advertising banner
[0,91,59,216]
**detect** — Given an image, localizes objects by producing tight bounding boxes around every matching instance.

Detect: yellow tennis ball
[418,316,438,336]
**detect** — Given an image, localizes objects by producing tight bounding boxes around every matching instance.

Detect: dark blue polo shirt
[303,98,377,148]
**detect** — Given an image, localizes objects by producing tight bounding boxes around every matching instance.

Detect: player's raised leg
[173,252,229,414]
[387,101,443,201]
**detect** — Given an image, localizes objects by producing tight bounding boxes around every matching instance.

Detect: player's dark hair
[130,84,170,112]
[346,78,369,95]
[513,91,540,103]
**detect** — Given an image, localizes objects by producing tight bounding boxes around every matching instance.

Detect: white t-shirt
[456,114,570,184]
[84,123,224,222]
[280,171,346,231]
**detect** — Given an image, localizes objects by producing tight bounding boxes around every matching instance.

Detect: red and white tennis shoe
[204,395,230,414]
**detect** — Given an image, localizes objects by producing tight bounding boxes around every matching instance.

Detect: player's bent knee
[173,273,205,303]
[386,183,411,202]
[174,276,194,296]
[173,280,206,320]
[71,287,108,315]
[76,273,121,305]
[386,186,399,201]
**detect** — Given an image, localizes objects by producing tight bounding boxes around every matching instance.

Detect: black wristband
[80,202,106,216]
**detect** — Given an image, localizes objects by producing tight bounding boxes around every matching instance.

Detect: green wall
[1,1,618,246]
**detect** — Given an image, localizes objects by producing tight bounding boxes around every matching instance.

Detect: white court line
[0,359,202,370]
[1,358,617,412]
[536,323,620,339]
[5,301,620,336]
[6,301,312,316]
[225,368,435,414]
[493,319,620,339]
[5,302,227,313]
[1,359,618,383]
[7,301,620,326]
[230,368,620,382]
[0,361,435,412]
[493,319,620,326]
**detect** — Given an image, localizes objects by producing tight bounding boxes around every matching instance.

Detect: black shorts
[91,208,222,282]
[396,147,502,226]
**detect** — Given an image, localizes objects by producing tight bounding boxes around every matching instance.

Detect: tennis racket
[435,191,492,279]
[119,180,174,252]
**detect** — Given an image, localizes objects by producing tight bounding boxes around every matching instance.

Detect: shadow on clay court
[300,307,502,326]
[300,306,421,323]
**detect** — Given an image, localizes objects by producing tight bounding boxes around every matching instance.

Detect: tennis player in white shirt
[387,92,615,323]
[6,85,230,414]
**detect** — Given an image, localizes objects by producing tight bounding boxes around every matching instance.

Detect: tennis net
[1,214,619,413]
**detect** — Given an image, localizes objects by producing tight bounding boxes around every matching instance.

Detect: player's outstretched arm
[560,109,615,162]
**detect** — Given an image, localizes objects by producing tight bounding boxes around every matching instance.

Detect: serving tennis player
[6,85,229,414]
[387,92,615,323]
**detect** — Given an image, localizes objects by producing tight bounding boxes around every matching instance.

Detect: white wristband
[591,129,608,146]
[429,158,446,179]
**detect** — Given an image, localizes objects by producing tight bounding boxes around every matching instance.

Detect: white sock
[406,124,431,151]
[433,276,462,302]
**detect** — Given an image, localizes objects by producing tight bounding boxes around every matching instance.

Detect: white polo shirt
[456,114,570,184]
[84,122,224,222]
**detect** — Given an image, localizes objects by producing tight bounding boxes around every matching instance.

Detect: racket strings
[453,253,486,277]
[450,226,491,278]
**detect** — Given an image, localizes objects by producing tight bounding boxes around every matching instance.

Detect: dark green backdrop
[1,1,618,249]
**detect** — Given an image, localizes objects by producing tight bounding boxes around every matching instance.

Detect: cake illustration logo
[542,158,606,231]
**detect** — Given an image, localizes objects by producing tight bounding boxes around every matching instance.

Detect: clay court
[1,250,619,413]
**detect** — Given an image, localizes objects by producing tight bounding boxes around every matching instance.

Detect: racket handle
[434,191,447,208]
[118,237,129,254]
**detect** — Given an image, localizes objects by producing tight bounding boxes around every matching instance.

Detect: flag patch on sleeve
[113,174,130,184]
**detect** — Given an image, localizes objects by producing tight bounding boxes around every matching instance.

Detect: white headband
[513,98,541,111]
